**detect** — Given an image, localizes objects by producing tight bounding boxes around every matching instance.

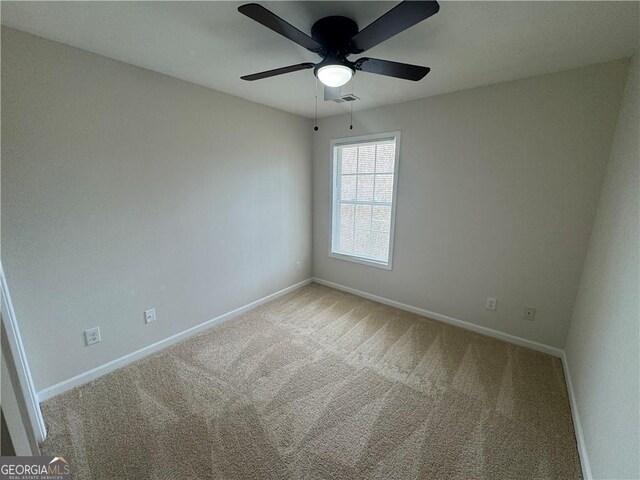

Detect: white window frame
[329,131,401,270]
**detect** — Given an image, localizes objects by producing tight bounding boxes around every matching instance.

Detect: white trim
[560,351,592,479]
[1,360,36,454]
[1,263,47,443]
[329,131,401,271]
[312,277,563,358]
[328,252,392,270]
[37,278,312,402]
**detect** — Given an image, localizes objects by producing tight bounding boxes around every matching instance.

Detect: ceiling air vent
[332,94,359,103]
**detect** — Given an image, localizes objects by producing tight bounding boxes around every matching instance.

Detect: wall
[564,54,639,480]
[313,60,629,348]
[1,27,312,391]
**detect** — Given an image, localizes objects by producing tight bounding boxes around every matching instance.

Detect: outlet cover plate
[485,297,497,310]
[85,327,101,346]
[523,307,536,321]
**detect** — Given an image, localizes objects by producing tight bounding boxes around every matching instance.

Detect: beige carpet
[40,283,582,479]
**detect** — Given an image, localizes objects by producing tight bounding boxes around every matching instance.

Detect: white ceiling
[2,1,638,119]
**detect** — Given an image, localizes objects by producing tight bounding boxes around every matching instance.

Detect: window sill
[329,251,393,270]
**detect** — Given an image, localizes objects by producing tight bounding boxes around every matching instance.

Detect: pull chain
[314,77,319,131]
[350,101,353,130]
[349,78,355,130]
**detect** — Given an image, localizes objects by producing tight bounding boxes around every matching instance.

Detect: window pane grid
[332,135,397,265]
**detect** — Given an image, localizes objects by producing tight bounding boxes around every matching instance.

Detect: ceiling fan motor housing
[310,16,359,53]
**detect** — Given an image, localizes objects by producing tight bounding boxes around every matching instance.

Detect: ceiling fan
[238,1,440,89]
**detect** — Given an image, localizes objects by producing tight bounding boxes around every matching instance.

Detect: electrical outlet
[85,327,101,346]
[523,307,536,321]
[485,297,497,311]
[295,261,301,271]
[144,309,156,324]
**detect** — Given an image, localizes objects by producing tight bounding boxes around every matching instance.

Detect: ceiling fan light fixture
[317,64,353,87]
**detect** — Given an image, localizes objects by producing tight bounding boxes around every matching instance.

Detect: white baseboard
[37,278,312,402]
[312,277,564,358]
[561,351,592,479]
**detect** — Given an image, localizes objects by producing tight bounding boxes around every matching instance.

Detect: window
[330,131,400,269]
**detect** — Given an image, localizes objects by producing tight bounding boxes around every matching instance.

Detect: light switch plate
[144,309,156,324]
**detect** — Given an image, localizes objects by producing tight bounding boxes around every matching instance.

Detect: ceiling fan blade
[241,62,316,81]
[355,57,430,81]
[238,3,323,53]
[348,1,440,53]
[324,86,342,101]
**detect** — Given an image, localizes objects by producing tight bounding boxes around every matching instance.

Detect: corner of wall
[561,51,639,480]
